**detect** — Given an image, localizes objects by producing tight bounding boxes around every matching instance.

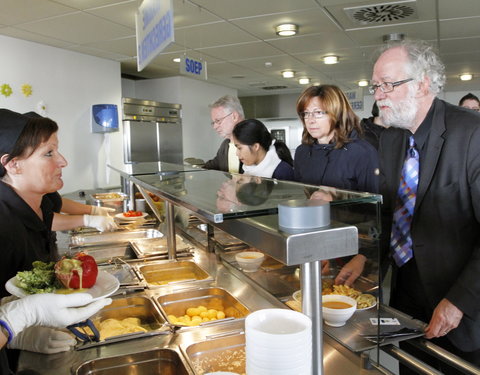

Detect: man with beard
[371,40,480,373]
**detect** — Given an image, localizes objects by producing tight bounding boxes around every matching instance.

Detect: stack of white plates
[245,309,312,375]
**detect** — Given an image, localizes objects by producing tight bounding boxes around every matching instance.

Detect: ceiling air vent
[262,85,288,90]
[248,81,268,87]
[344,1,418,26]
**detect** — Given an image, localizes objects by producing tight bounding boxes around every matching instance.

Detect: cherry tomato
[123,210,143,217]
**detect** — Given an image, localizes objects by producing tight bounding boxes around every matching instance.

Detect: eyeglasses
[368,78,414,95]
[300,110,328,119]
[211,112,233,126]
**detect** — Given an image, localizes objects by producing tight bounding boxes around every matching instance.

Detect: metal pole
[301,260,323,375]
[165,200,176,260]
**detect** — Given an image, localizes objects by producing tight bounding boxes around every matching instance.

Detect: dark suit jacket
[204,138,242,173]
[379,98,480,351]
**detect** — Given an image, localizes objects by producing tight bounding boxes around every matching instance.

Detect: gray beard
[378,96,418,130]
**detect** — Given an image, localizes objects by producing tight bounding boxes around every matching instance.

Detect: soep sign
[136,0,174,72]
[179,56,208,81]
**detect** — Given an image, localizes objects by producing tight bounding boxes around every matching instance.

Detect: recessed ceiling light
[459,73,473,81]
[383,33,405,43]
[275,24,298,37]
[282,70,295,78]
[265,62,273,67]
[173,57,181,63]
[323,55,339,64]
[299,78,310,85]
[358,79,369,87]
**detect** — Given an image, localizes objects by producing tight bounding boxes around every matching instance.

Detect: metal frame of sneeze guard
[216,215,358,375]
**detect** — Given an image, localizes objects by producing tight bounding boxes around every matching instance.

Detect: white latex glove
[0,295,18,306]
[90,206,116,216]
[83,214,117,232]
[0,293,112,339]
[8,326,76,354]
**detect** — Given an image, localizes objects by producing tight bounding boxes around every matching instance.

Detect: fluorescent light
[460,73,473,81]
[299,78,310,85]
[323,55,339,65]
[173,57,181,63]
[275,24,298,37]
[282,70,295,78]
[358,79,369,87]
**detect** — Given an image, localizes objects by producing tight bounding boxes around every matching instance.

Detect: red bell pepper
[55,252,98,289]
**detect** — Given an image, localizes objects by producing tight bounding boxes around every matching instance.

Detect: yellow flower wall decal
[21,84,33,97]
[1,84,13,97]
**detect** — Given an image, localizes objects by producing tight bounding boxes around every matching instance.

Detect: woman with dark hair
[232,119,294,181]
[0,109,114,370]
[294,85,379,193]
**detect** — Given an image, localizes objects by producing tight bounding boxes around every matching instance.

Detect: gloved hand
[0,295,18,306]
[90,206,116,216]
[83,214,117,232]
[8,326,76,354]
[0,293,112,339]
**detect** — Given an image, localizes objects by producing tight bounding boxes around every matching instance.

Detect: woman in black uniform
[0,109,91,372]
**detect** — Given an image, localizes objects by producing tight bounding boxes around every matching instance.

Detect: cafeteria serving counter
[18,164,479,374]
[17,246,385,375]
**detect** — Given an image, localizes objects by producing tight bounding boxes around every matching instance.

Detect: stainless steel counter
[17,244,385,375]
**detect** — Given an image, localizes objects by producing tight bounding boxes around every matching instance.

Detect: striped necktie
[390,135,419,267]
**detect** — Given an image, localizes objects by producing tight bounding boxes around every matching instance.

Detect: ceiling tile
[51,0,139,11]
[17,12,134,44]
[0,0,76,25]
[0,26,72,48]
[175,21,257,49]
[191,0,317,19]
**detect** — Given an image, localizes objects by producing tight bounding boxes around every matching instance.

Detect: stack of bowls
[245,309,312,375]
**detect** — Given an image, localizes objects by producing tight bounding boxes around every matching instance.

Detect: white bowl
[322,294,357,327]
[235,251,265,272]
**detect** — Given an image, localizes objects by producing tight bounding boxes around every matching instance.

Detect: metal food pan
[182,333,245,375]
[137,260,212,286]
[76,295,167,349]
[70,229,162,247]
[90,192,128,214]
[156,287,250,327]
[130,235,190,258]
[75,348,190,375]
[90,192,127,202]
[75,245,137,264]
[99,263,140,286]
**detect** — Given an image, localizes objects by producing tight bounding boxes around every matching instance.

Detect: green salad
[16,261,60,294]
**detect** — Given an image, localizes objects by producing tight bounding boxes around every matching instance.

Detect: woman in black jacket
[294,85,379,193]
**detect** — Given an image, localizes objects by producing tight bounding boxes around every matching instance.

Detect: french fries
[326,284,376,309]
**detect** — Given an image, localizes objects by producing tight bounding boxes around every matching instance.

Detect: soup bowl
[235,251,264,272]
[322,294,357,327]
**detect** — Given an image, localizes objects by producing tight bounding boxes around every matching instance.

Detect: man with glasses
[204,95,245,173]
[367,39,480,373]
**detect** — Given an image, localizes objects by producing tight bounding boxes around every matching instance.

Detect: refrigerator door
[123,120,159,163]
[157,121,183,164]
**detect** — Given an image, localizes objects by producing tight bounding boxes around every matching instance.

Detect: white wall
[0,35,123,193]
[127,76,237,162]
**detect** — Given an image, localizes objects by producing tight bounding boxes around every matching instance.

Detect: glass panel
[107,162,202,178]
[132,170,381,223]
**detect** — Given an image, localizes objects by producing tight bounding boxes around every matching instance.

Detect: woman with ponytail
[232,119,294,181]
